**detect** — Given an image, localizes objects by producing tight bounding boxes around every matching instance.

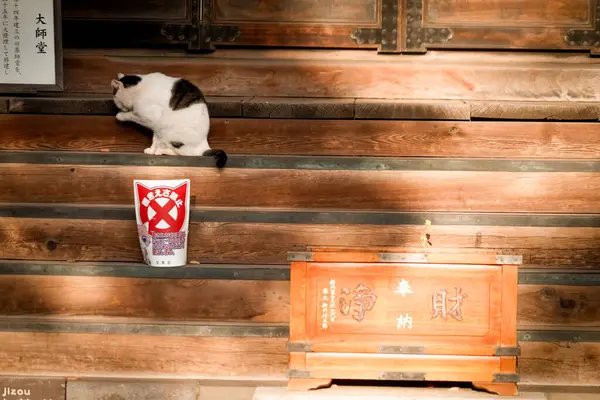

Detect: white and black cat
[111,72,227,168]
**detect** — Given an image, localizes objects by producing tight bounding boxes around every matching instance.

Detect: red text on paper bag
[135,181,189,256]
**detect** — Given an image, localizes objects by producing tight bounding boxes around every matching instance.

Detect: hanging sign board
[0,0,62,92]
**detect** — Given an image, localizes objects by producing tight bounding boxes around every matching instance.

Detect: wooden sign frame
[0,0,63,93]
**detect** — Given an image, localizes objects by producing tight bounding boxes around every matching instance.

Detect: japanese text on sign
[431,287,468,321]
[0,0,56,85]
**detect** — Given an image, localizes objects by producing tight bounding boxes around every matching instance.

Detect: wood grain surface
[3,115,600,158]
[0,275,289,323]
[0,331,595,384]
[0,332,287,379]
[519,342,600,385]
[1,218,598,268]
[0,275,593,328]
[1,164,599,213]
[62,49,600,101]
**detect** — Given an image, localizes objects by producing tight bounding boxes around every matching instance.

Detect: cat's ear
[111,79,123,95]
[117,73,125,79]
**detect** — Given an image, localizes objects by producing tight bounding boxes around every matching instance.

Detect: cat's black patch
[203,149,228,169]
[170,141,185,149]
[119,75,142,88]
[169,78,206,111]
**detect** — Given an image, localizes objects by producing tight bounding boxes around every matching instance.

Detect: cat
[111,72,227,168]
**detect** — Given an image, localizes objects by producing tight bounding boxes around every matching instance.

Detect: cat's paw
[143,147,155,155]
[116,112,129,122]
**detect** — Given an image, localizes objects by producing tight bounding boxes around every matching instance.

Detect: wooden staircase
[0,48,599,393]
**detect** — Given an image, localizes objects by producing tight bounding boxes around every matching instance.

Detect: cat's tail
[203,149,228,169]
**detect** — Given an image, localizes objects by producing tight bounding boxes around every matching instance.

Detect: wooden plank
[0,274,597,328]
[519,342,600,385]
[517,286,600,328]
[4,115,600,159]
[0,317,288,337]
[1,218,599,268]
[0,332,288,379]
[243,98,354,119]
[0,332,596,384]
[1,164,599,212]
[62,49,600,101]
[471,102,600,121]
[354,100,470,120]
[0,260,291,280]
[7,97,248,117]
[0,276,289,323]
[3,205,600,228]
[6,151,596,172]
[0,115,150,153]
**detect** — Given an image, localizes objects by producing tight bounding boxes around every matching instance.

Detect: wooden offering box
[287,247,521,396]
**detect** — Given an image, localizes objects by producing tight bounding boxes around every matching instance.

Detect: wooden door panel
[403,0,600,53]
[62,0,199,48]
[205,0,400,51]
[62,0,189,20]
[214,0,379,24]
[427,0,589,26]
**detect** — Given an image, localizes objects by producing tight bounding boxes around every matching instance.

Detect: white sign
[0,0,60,88]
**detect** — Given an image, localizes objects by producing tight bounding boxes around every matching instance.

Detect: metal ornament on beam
[351,0,399,52]
[405,0,453,52]
[565,3,600,48]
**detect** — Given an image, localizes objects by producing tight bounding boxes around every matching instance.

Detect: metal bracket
[286,369,312,379]
[405,0,453,52]
[200,24,241,47]
[565,3,600,47]
[378,252,428,263]
[495,255,523,265]
[379,372,426,381]
[493,373,520,383]
[288,252,314,262]
[287,342,312,352]
[190,0,240,51]
[160,24,198,44]
[351,0,399,52]
[494,346,521,357]
[378,345,426,355]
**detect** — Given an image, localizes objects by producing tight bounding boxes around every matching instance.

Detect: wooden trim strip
[0,261,290,280]
[5,95,600,122]
[0,316,597,343]
[0,318,290,337]
[518,270,600,286]
[2,261,599,287]
[1,205,599,228]
[1,151,599,172]
[7,96,249,118]
[518,331,600,343]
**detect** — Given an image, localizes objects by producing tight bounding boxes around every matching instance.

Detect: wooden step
[0,316,597,385]
[253,386,547,400]
[61,49,600,103]
[1,152,599,213]
[0,261,598,329]
[1,205,598,268]
[4,95,600,121]
[2,115,600,157]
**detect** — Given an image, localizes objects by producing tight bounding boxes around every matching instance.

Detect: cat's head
[111,73,141,111]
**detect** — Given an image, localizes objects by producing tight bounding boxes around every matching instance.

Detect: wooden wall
[1,0,600,391]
